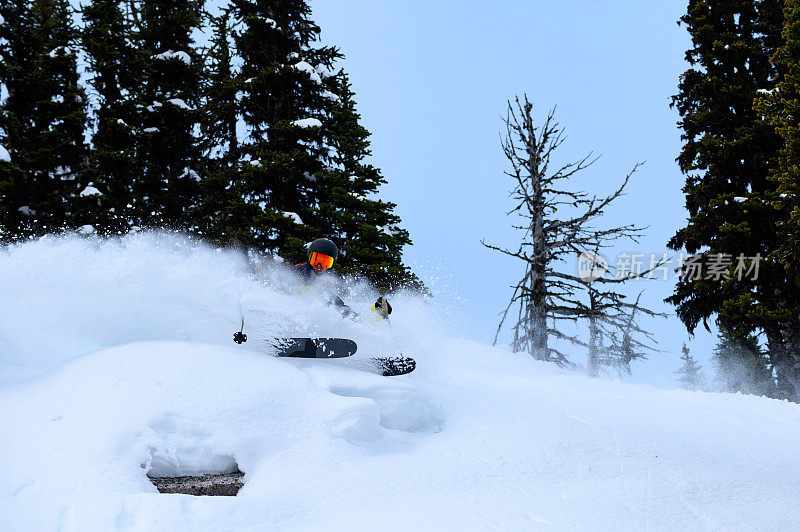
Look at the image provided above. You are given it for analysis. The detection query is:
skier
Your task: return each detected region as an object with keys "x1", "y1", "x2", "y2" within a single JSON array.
[
  {"x1": 235, "y1": 237, "x2": 412, "y2": 374},
  {"x1": 295, "y1": 238, "x2": 392, "y2": 320}
]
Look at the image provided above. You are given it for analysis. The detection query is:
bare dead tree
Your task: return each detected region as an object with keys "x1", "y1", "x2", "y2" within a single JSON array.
[
  {"x1": 592, "y1": 291, "x2": 665, "y2": 377},
  {"x1": 482, "y1": 95, "x2": 665, "y2": 368}
]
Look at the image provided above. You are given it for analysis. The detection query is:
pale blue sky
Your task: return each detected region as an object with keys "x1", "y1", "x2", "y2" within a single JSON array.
[{"x1": 309, "y1": 1, "x2": 718, "y2": 387}]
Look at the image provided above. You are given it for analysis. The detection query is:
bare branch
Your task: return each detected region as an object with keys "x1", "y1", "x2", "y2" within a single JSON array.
[{"x1": 486, "y1": 96, "x2": 661, "y2": 371}]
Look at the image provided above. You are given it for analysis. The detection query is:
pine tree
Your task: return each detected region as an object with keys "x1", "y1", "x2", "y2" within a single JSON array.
[
  {"x1": 315, "y1": 75, "x2": 419, "y2": 291},
  {"x1": 202, "y1": 9, "x2": 239, "y2": 167},
  {"x1": 81, "y1": 0, "x2": 144, "y2": 233},
  {"x1": 713, "y1": 327, "x2": 776, "y2": 396},
  {"x1": 227, "y1": 0, "x2": 342, "y2": 258},
  {"x1": 755, "y1": 0, "x2": 800, "y2": 399},
  {"x1": 0, "y1": 0, "x2": 89, "y2": 238},
  {"x1": 200, "y1": 6, "x2": 419, "y2": 291},
  {"x1": 668, "y1": 0, "x2": 798, "y2": 395},
  {"x1": 676, "y1": 343, "x2": 706, "y2": 391},
  {"x1": 128, "y1": 0, "x2": 205, "y2": 229},
  {"x1": 197, "y1": 8, "x2": 245, "y2": 244}
]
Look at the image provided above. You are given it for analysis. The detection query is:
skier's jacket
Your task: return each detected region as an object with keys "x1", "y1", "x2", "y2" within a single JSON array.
[
  {"x1": 292, "y1": 262, "x2": 390, "y2": 321},
  {"x1": 293, "y1": 261, "x2": 318, "y2": 283},
  {"x1": 293, "y1": 262, "x2": 352, "y2": 315}
]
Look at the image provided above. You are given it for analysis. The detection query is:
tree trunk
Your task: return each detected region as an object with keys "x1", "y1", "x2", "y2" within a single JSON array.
[
  {"x1": 780, "y1": 319, "x2": 800, "y2": 400},
  {"x1": 530, "y1": 140, "x2": 548, "y2": 360},
  {"x1": 769, "y1": 288, "x2": 800, "y2": 400},
  {"x1": 586, "y1": 289, "x2": 599, "y2": 376},
  {"x1": 587, "y1": 316, "x2": 598, "y2": 377}
]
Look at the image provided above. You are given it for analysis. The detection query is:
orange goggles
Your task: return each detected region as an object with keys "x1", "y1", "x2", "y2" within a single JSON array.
[{"x1": 309, "y1": 252, "x2": 335, "y2": 270}]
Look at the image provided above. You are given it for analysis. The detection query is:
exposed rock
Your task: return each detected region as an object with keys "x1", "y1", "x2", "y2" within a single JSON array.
[{"x1": 148, "y1": 471, "x2": 244, "y2": 496}]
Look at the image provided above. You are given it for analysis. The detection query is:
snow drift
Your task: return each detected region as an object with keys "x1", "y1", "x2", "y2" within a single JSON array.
[{"x1": 1, "y1": 233, "x2": 800, "y2": 530}]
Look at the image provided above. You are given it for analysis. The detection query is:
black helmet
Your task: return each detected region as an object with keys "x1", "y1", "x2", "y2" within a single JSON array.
[{"x1": 308, "y1": 238, "x2": 338, "y2": 261}]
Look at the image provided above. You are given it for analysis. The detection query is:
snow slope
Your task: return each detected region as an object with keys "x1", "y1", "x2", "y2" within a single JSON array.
[{"x1": 1, "y1": 234, "x2": 799, "y2": 531}]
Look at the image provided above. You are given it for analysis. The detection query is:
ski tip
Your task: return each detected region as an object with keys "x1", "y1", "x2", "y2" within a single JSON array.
[{"x1": 373, "y1": 356, "x2": 416, "y2": 376}]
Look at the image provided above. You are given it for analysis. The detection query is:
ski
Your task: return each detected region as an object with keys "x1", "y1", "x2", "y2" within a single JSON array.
[
  {"x1": 267, "y1": 337, "x2": 416, "y2": 376},
  {"x1": 369, "y1": 355, "x2": 416, "y2": 376},
  {"x1": 273, "y1": 337, "x2": 357, "y2": 358}
]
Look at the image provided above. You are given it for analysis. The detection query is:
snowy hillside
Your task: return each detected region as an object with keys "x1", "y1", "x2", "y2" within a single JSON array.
[{"x1": 2, "y1": 234, "x2": 800, "y2": 531}]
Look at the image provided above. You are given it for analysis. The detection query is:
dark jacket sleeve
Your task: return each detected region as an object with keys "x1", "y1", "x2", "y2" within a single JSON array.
[
  {"x1": 293, "y1": 264, "x2": 353, "y2": 315},
  {"x1": 294, "y1": 262, "x2": 314, "y2": 282}
]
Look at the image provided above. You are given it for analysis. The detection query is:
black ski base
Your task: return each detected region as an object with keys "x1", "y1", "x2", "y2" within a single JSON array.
[
  {"x1": 274, "y1": 337, "x2": 357, "y2": 358},
  {"x1": 267, "y1": 337, "x2": 415, "y2": 376},
  {"x1": 370, "y1": 356, "x2": 416, "y2": 376}
]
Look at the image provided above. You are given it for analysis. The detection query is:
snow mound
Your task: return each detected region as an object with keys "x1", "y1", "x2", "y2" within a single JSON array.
[{"x1": 1, "y1": 233, "x2": 800, "y2": 530}]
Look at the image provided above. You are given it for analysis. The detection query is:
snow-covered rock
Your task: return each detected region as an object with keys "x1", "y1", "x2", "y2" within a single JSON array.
[{"x1": 0, "y1": 145, "x2": 10, "y2": 162}]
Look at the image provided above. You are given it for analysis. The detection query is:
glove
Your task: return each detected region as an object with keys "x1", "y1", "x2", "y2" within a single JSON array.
[{"x1": 371, "y1": 296, "x2": 392, "y2": 319}]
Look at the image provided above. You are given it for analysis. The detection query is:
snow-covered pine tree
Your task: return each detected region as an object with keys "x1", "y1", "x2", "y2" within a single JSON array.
[
  {"x1": 127, "y1": 0, "x2": 205, "y2": 230},
  {"x1": 228, "y1": 0, "x2": 341, "y2": 258},
  {"x1": 676, "y1": 343, "x2": 705, "y2": 391},
  {"x1": 202, "y1": 9, "x2": 239, "y2": 167},
  {"x1": 755, "y1": 0, "x2": 800, "y2": 400},
  {"x1": 0, "y1": 0, "x2": 89, "y2": 238},
  {"x1": 196, "y1": 8, "x2": 241, "y2": 243},
  {"x1": 712, "y1": 326, "x2": 776, "y2": 397},
  {"x1": 81, "y1": 0, "x2": 144, "y2": 233},
  {"x1": 668, "y1": 0, "x2": 794, "y2": 396},
  {"x1": 315, "y1": 75, "x2": 420, "y2": 292}
]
